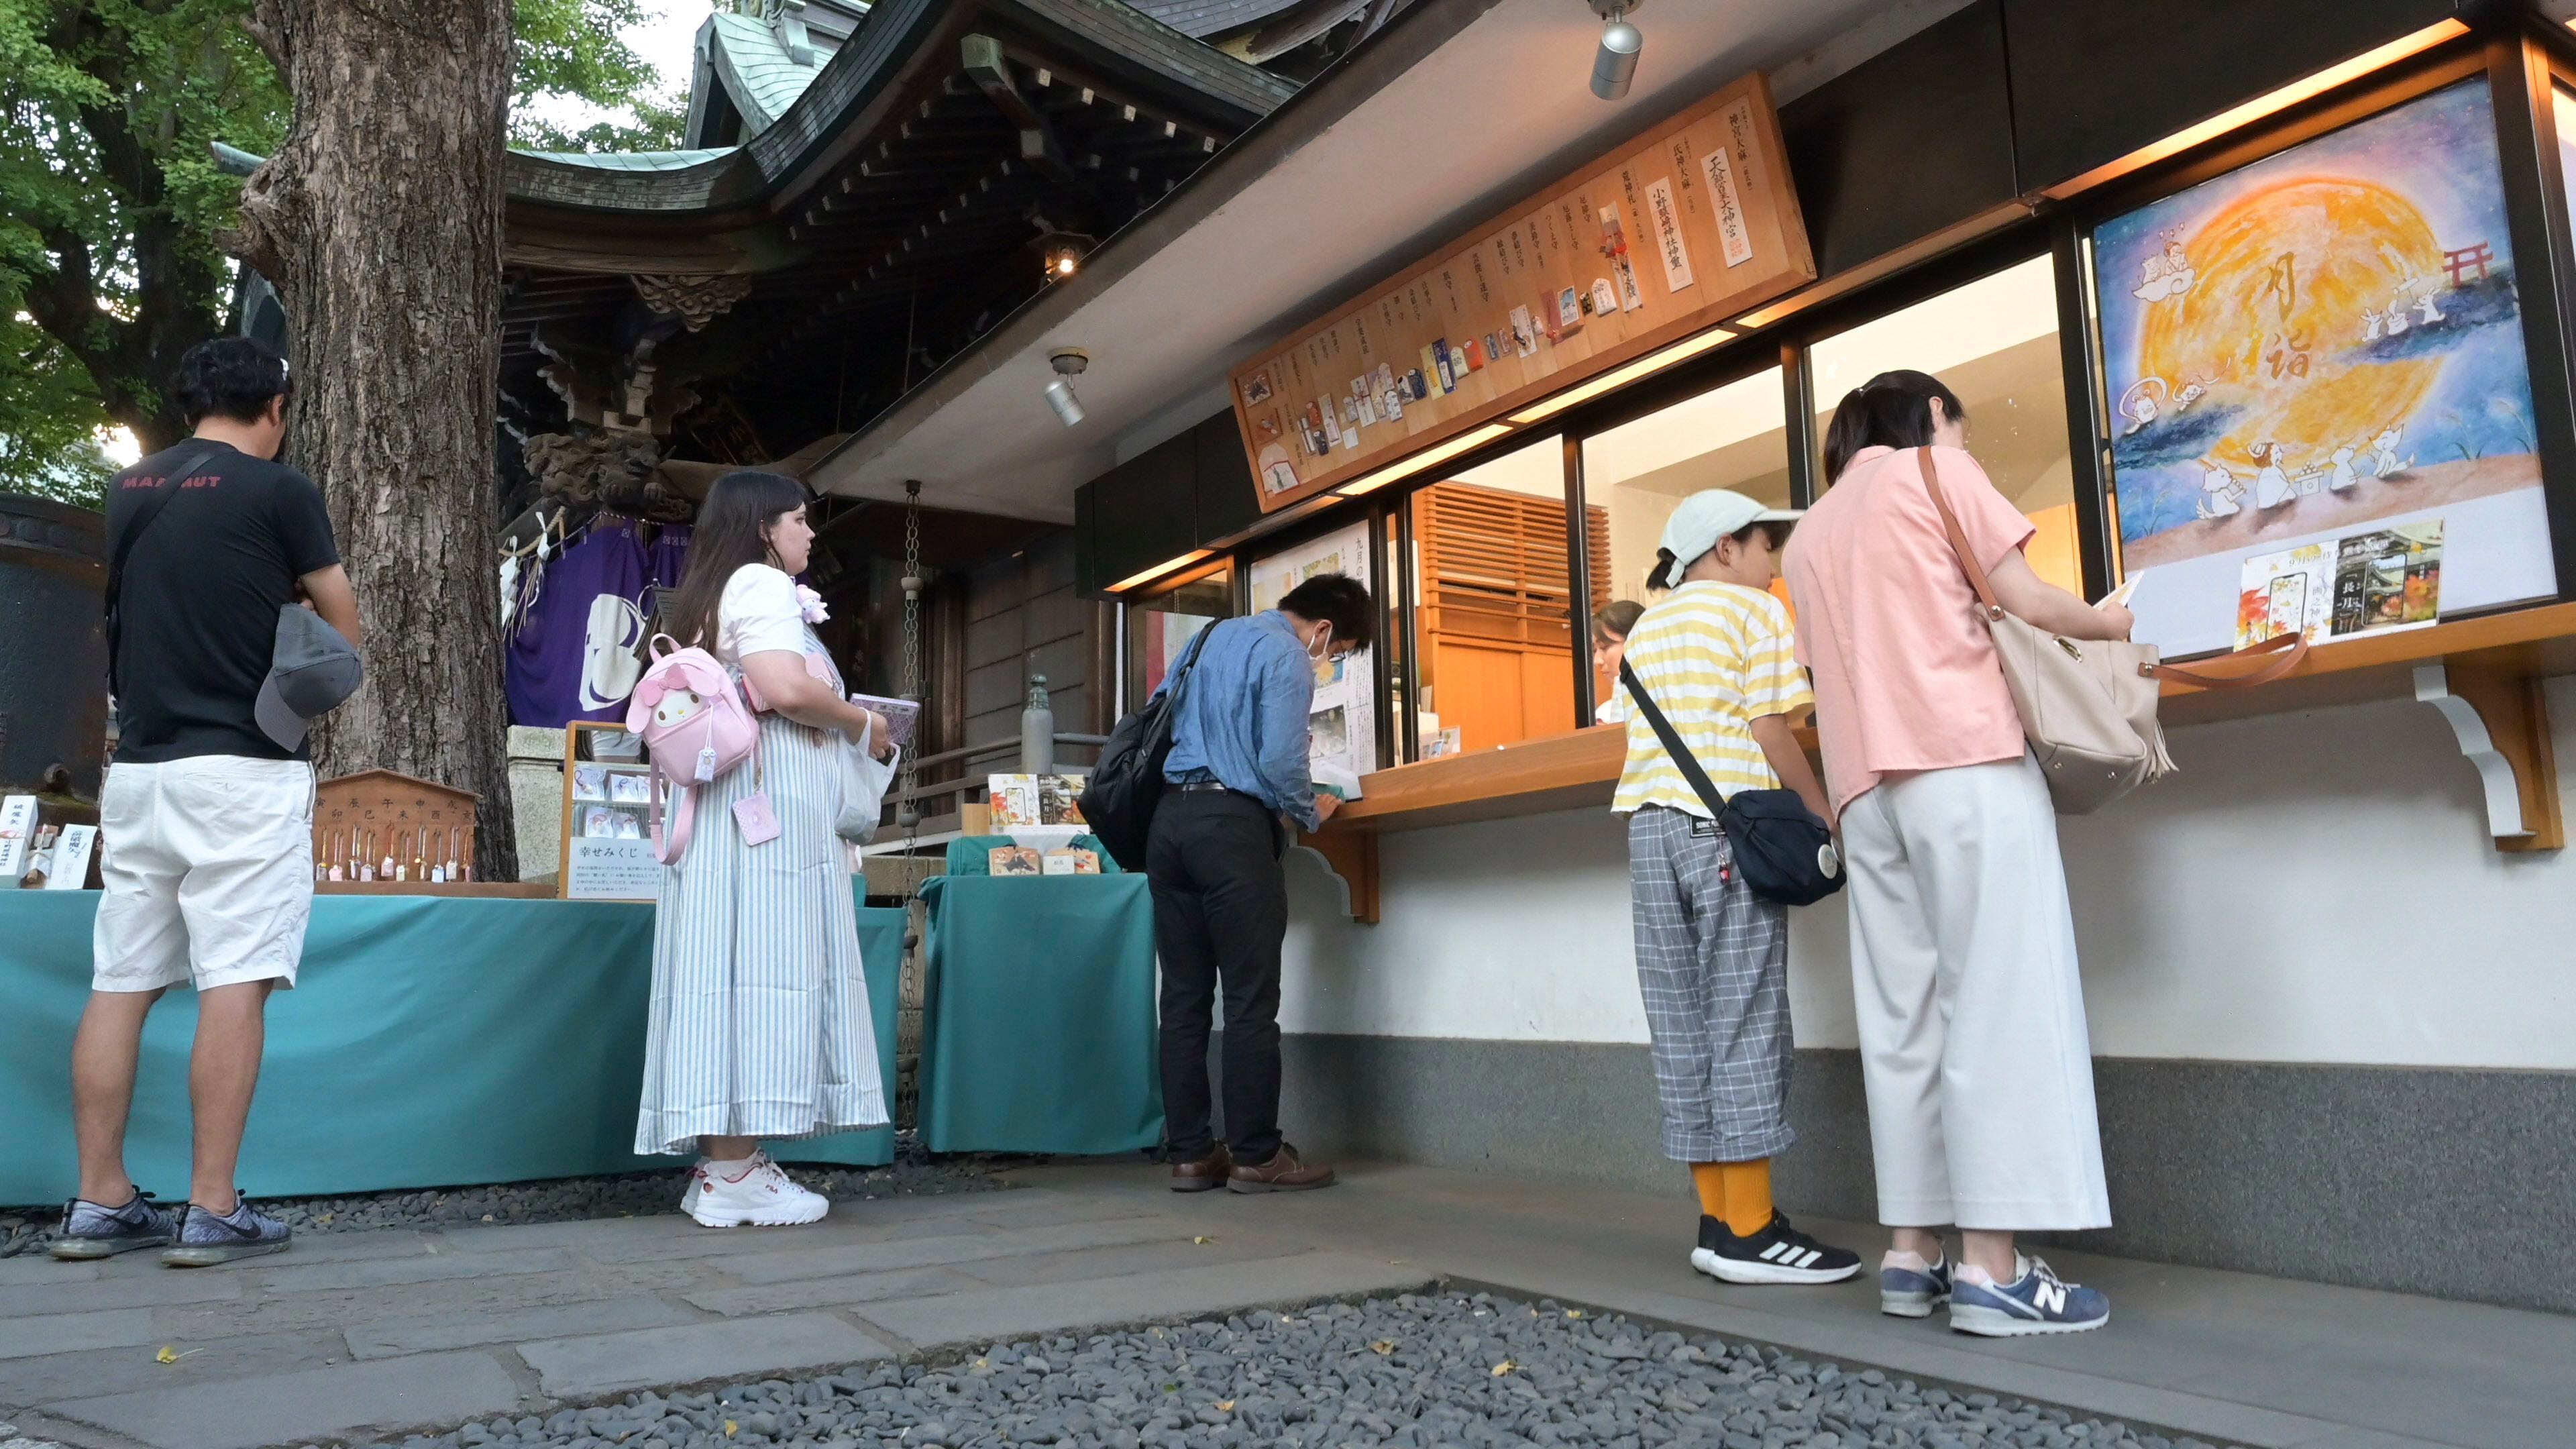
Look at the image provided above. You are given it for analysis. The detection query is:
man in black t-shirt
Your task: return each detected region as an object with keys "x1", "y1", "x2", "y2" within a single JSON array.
[{"x1": 54, "y1": 337, "x2": 362, "y2": 1268}]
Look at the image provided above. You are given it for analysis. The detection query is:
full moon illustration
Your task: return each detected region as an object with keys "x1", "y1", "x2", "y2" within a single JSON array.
[{"x1": 2138, "y1": 178, "x2": 2444, "y2": 473}]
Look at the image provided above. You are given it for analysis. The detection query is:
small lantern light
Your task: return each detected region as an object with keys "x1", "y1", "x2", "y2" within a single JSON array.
[{"x1": 1040, "y1": 233, "x2": 1093, "y2": 282}]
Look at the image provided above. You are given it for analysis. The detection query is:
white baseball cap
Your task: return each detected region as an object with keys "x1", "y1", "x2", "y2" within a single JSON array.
[{"x1": 1656, "y1": 490, "x2": 1803, "y2": 580}]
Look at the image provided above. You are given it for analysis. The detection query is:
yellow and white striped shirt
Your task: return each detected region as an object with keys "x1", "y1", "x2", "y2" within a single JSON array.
[{"x1": 1611, "y1": 582, "x2": 1812, "y2": 817}]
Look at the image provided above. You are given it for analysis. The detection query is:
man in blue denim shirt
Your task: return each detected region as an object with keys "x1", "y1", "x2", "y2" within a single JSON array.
[{"x1": 1152, "y1": 573, "x2": 1373, "y2": 1194}]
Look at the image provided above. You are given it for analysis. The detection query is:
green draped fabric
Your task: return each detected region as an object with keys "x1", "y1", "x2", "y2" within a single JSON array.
[
  {"x1": 0, "y1": 890, "x2": 904, "y2": 1204},
  {"x1": 916, "y1": 856, "x2": 1161, "y2": 1157}
]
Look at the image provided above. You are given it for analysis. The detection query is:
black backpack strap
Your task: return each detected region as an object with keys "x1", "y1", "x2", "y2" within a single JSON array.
[
  {"x1": 1161, "y1": 621, "x2": 1217, "y2": 704},
  {"x1": 1619, "y1": 658, "x2": 1731, "y2": 820},
  {"x1": 105, "y1": 442, "x2": 226, "y2": 676}
]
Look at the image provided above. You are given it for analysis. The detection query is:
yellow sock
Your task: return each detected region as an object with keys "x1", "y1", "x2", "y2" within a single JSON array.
[
  {"x1": 1688, "y1": 1162, "x2": 1728, "y2": 1221},
  {"x1": 1719, "y1": 1159, "x2": 1773, "y2": 1237}
]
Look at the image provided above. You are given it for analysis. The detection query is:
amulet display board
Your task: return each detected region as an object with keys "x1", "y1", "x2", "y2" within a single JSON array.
[{"x1": 1230, "y1": 72, "x2": 1813, "y2": 512}]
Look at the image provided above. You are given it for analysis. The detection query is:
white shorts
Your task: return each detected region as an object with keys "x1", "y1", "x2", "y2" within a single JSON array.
[{"x1": 93, "y1": 755, "x2": 315, "y2": 994}]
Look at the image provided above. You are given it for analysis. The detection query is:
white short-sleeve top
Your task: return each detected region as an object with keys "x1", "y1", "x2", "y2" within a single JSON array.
[{"x1": 715, "y1": 564, "x2": 810, "y2": 667}]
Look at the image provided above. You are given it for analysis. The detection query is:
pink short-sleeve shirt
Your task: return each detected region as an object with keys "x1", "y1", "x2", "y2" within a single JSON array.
[{"x1": 1782, "y1": 445, "x2": 2035, "y2": 813}]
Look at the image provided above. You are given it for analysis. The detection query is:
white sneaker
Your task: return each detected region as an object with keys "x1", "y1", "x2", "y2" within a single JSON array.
[{"x1": 686, "y1": 1152, "x2": 828, "y2": 1228}]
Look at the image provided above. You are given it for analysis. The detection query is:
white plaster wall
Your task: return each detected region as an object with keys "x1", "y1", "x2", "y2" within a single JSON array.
[{"x1": 1281, "y1": 678, "x2": 2576, "y2": 1070}]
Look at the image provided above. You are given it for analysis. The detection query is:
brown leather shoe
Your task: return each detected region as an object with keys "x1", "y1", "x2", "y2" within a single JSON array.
[
  {"x1": 1227, "y1": 1142, "x2": 1336, "y2": 1193},
  {"x1": 1169, "y1": 1145, "x2": 1232, "y2": 1192}
]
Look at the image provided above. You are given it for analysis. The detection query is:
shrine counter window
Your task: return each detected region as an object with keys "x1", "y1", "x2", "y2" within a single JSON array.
[
  {"x1": 1579, "y1": 365, "x2": 1793, "y2": 708},
  {"x1": 1807, "y1": 255, "x2": 2084, "y2": 595}
]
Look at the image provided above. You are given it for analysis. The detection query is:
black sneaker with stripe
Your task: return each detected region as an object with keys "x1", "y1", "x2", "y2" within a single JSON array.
[{"x1": 1690, "y1": 1212, "x2": 1863, "y2": 1286}]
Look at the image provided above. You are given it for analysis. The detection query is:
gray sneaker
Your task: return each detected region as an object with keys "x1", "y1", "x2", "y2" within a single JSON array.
[
  {"x1": 161, "y1": 1195, "x2": 292, "y2": 1267},
  {"x1": 49, "y1": 1191, "x2": 176, "y2": 1259}
]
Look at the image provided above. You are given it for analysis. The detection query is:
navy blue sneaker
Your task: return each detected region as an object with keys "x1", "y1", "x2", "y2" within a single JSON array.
[
  {"x1": 1949, "y1": 1256, "x2": 2108, "y2": 1337},
  {"x1": 1880, "y1": 1250, "x2": 1953, "y2": 1318},
  {"x1": 48, "y1": 1191, "x2": 176, "y2": 1260},
  {"x1": 160, "y1": 1195, "x2": 292, "y2": 1267}
]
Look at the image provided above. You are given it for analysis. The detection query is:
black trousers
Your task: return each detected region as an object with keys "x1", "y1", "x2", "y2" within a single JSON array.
[{"x1": 1146, "y1": 789, "x2": 1287, "y2": 1164}]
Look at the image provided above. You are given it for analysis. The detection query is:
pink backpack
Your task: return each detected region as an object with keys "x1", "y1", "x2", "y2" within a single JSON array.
[{"x1": 625, "y1": 635, "x2": 761, "y2": 863}]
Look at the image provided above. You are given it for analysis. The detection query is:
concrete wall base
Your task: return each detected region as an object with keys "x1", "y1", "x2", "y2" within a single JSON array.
[{"x1": 1267, "y1": 1034, "x2": 2576, "y2": 1315}]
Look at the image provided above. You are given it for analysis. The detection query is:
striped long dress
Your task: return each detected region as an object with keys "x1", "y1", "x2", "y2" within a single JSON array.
[{"x1": 633, "y1": 629, "x2": 889, "y2": 1156}]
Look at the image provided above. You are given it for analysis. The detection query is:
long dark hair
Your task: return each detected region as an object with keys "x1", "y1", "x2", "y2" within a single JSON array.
[
  {"x1": 1821, "y1": 369, "x2": 1966, "y2": 482},
  {"x1": 659, "y1": 470, "x2": 811, "y2": 647}
]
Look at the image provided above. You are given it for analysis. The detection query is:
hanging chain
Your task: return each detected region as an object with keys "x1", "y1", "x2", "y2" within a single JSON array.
[{"x1": 897, "y1": 479, "x2": 925, "y2": 881}]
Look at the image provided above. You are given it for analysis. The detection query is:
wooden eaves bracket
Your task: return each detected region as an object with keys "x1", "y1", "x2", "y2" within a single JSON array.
[
  {"x1": 2412, "y1": 663, "x2": 2563, "y2": 851},
  {"x1": 1291, "y1": 829, "x2": 1380, "y2": 925}
]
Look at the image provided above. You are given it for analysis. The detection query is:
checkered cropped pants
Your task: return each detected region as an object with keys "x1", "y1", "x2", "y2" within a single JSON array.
[{"x1": 1627, "y1": 804, "x2": 1796, "y2": 1164}]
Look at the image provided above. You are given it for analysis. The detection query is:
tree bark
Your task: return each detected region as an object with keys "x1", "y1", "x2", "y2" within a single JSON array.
[{"x1": 230, "y1": 0, "x2": 519, "y2": 879}]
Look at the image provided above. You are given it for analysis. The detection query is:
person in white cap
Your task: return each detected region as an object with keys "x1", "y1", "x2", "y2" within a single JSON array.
[{"x1": 1609, "y1": 489, "x2": 1857, "y2": 1289}]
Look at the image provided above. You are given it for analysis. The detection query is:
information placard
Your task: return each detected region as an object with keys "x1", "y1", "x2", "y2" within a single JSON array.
[
  {"x1": 564, "y1": 834, "x2": 661, "y2": 901},
  {"x1": 1230, "y1": 73, "x2": 1812, "y2": 512}
]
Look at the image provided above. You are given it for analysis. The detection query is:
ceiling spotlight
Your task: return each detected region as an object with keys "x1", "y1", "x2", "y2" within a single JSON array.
[
  {"x1": 1589, "y1": 1, "x2": 1642, "y2": 101},
  {"x1": 1039, "y1": 231, "x2": 1093, "y2": 282},
  {"x1": 1045, "y1": 347, "x2": 1089, "y2": 427}
]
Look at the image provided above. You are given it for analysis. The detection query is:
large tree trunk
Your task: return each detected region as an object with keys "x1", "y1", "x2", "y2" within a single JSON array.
[{"x1": 230, "y1": 0, "x2": 519, "y2": 879}]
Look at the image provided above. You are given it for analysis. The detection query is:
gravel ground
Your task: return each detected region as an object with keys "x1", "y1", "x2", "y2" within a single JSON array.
[
  {"x1": 332, "y1": 1290, "x2": 2237, "y2": 1449},
  {"x1": 0, "y1": 1138, "x2": 1004, "y2": 1258}
]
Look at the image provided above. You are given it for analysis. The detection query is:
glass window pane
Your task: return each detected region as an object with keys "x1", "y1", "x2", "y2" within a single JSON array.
[
  {"x1": 1580, "y1": 367, "x2": 1790, "y2": 705},
  {"x1": 1407, "y1": 435, "x2": 1591, "y2": 759},
  {"x1": 1809, "y1": 256, "x2": 2082, "y2": 593},
  {"x1": 1126, "y1": 564, "x2": 1232, "y2": 706}
]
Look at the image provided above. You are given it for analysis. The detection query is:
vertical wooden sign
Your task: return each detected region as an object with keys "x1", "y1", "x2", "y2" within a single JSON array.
[{"x1": 1230, "y1": 72, "x2": 1813, "y2": 513}]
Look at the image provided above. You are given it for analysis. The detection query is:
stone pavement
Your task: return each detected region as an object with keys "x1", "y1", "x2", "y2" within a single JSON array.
[{"x1": 0, "y1": 1161, "x2": 2567, "y2": 1449}]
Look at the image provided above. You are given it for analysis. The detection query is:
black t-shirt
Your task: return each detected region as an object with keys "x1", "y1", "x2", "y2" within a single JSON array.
[{"x1": 106, "y1": 440, "x2": 339, "y2": 762}]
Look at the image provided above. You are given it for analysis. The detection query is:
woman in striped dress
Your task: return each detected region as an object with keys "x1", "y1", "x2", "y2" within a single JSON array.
[{"x1": 636, "y1": 470, "x2": 895, "y2": 1227}]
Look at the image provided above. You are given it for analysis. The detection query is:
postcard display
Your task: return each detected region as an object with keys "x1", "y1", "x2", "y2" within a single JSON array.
[
  {"x1": 1228, "y1": 74, "x2": 1813, "y2": 513},
  {"x1": 1248, "y1": 521, "x2": 1376, "y2": 795},
  {"x1": 2094, "y1": 80, "x2": 2558, "y2": 657}
]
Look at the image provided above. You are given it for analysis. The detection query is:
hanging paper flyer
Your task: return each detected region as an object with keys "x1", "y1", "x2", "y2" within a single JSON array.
[
  {"x1": 2236, "y1": 542, "x2": 2334, "y2": 649},
  {"x1": 2330, "y1": 520, "x2": 2443, "y2": 637}
]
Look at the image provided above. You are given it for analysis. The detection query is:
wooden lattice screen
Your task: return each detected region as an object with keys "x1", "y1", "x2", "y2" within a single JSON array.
[{"x1": 1411, "y1": 480, "x2": 1612, "y2": 753}]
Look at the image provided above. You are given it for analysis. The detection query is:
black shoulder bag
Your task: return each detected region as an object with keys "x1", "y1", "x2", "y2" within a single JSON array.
[
  {"x1": 1619, "y1": 658, "x2": 1845, "y2": 906},
  {"x1": 1078, "y1": 625, "x2": 1217, "y2": 871},
  {"x1": 103, "y1": 442, "x2": 227, "y2": 685}
]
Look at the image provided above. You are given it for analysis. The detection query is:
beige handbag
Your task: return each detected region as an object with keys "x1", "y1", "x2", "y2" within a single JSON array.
[{"x1": 1917, "y1": 447, "x2": 2306, "y2": 814}]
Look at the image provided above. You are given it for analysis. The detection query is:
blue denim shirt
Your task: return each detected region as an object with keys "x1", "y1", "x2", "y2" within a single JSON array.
[{"x1": 1157, "y1": 611, "x2": 1320, "y2": 831}]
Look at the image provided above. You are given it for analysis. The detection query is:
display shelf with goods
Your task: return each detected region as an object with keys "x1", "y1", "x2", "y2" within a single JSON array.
[
  {"x1": 559, "y1": 722, "x2": 663, "y2": 901},
  {"x1": 312, "y1": 769, "x2": 496, "y2": 894}
]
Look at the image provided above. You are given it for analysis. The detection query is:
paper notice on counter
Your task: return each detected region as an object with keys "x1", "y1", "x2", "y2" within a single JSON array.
[{"x1": 0, "y1": 796, "x2": 36, "y2": 884}]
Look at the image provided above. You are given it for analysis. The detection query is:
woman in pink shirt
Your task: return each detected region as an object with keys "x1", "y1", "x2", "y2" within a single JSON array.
[{"x1": 1782, "y1": 370, "x2": 2134, "y2": 1338}]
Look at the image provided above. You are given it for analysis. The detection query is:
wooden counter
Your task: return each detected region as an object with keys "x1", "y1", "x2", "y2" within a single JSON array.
[{"x1": 1297, "y1": 604, "x2": 2576, "y2": 920}]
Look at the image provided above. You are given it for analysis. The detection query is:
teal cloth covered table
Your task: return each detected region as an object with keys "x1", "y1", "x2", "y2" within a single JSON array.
[
  {"x1": 0, "y1": 890, "x2": 904, "y2": 1205},
  {"x1": 917, "y1": 837, "x2": 1161, "y2": 1155}
]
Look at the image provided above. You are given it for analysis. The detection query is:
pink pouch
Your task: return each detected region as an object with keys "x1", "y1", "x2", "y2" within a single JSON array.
[{"x1": 733, "y1": 791, "x2": 781, "y2": 846}]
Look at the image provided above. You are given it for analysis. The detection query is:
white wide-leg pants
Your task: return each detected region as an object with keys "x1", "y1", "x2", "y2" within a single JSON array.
[{"x1": 1839, "y1": 753, "x2": 2111, "y2": 1231}]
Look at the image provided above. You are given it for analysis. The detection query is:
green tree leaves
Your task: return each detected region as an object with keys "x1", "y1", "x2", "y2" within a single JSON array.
[{"x1": 0, "y1": 0, "x2": 688, "y2": 499}]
